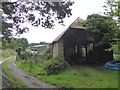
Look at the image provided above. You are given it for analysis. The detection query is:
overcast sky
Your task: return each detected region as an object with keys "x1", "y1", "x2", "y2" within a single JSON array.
[{"x1": 14, "y1": 0, "x2": 107, "y2": 43}]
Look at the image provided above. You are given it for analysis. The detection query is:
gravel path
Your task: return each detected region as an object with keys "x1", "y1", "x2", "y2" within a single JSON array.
[{"x1": 7, "y1": 59, "x2": 57, "y2": 88}]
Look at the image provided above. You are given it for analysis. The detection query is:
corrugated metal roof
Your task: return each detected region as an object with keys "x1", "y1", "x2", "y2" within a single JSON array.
[
  {"x1": 32, "y1": 45, "x2": 46, "y2": 48},
  {"x1": 51, "y1": 17, "x2": 85, "y2": 44}
]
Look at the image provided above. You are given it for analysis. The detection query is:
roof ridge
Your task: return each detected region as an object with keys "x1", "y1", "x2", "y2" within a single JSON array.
[{"x1": 51, "y1": 17, "x2": 85, "y2": 44}]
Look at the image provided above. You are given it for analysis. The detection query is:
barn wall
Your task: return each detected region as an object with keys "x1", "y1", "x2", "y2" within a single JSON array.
[
  {"x1": 53, "y1": 40, "x2": 63, "y2": 58},
  {"x1": 62, "y1": 28, "x2": 86, "y2": 59},
  {"x1": 52, "y1": 27, "x2": 113, "y2": 64},
  {"x1": 53, "y1": 42, "x2": 59, "y2": 58}
]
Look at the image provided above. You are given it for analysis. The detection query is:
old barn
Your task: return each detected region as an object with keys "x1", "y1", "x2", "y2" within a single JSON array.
[{"x1": 51, "y1": 17, "x2": 113, "y2": 65}]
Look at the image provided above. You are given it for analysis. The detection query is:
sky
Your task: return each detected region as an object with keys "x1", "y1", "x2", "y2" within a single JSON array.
[{"x1": 13, "y1": 0, "x2": 107, "y2": 43}]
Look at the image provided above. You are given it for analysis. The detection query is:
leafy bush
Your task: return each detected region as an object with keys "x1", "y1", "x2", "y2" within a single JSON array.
[
  {"x1": 1, "y1": 49, "x2": 14, "y2": 59},
  {"x1": 17, "y1": 50, "x2": 33, "y2": 60},
  {"x1": 42, "y1": 57, "x2": 65, "y2": 75},
  {"x1": 41, "y1": 46, "x2": 53, "y2": 60},
  {"x1": 114, "y1": 53, "x2": 120, "y2": 60}
]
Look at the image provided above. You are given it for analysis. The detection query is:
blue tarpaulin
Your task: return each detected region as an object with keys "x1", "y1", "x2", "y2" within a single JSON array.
[{"x1": 105, "y1": 60, "x2": 120, "y2": 70}]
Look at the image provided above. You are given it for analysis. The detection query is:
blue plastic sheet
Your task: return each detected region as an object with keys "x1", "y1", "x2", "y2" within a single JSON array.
[{"x1": 105, "y1": 60, "x2": 120, "y2": 70}]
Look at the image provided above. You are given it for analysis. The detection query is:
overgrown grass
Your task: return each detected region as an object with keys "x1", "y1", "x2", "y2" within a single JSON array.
[
  {"x1": 15, "y1": 60, "x2": 47, "y2": 75},
  {"x1": 40, "y1": 66, "x2": 118, "y2": 88},
  {"x1": 15, "y1": 60, "x2": 119, "y2": 88},
  {"x1": 0, "y1": 49, "x2": 15, "y2": 61},
  {"x1": 2, "y1": 56, "x2": 27, "y2": 88}
]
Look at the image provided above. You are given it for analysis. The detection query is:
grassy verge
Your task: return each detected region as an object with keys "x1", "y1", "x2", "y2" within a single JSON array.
[
  {"x1": 2, "y1": 56, "x2": 27, "y2": 88},
  {"x1": 15, "y1": 60, "x2": 119, "y2": 88},
  {"x1": 0, "y1": 49, "x2": 15, "y2": 61},
  {"x1": 15, "y1": 60, "x2": 47, "y2": 75}
]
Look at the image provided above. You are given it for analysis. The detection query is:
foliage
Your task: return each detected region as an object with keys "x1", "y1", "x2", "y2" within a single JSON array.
[
  {"x1": 114, "y1": 53, "x2": 120, "y2": 60},
  {"x1": 15, "y1": 57, "x2": 66, "y2": 75},
  {"x1": 15, "y1": 59, "x2": 47, "y2": 75},
  {"x1": 84, "y1": 14, "x2": 115, "y2": 33},
  {"x1": 42, "y1": 57, "x2": 65, "y2": 75},
  {"x1": 41, "y1": 46, "x2": 53, "y2": 60},
  {"x1": 83, "y1": 14, "x2": 119, "y2": 45},
  {"x1": 2, "y1": 1, "x2": 74, "y2": 40},
  {"x1": 1, "y1": 39, "x2": 10, "y2": 49},
  {"x1": 9, "y1": 38, "x2": 28, "y2": 50},
  {"x1": 2, "y1": 38, "x2": 29, "y2": 60},
  {"x1": 104, "y1": 0, "x2": 120, "y2": 51},
  {"x1": 0, "y1": 49, "x2": 14, "y2": 59},
  {"x1": 104, "y1": 0, "x2": 120, "y2": 18},
  {"x1": 2, "y1": 21, "x2": 13, "y2": 41},
  {"x1": 2, "y1": 37, "x2": 29, "y2": 50}
]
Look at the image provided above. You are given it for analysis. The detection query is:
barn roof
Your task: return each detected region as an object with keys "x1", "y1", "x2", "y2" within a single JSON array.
[
  {"x1": 70, "y1": 17, "x2": 85, "y2": 29},
  {"x1": 51, "y1": 17, "x2": 85, "y2": 44}
]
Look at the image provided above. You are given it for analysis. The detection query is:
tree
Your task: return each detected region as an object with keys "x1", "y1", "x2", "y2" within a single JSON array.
[
  {"x1": 83, "y1": 14, "x2": 119, "y2": 45},
  {"x1": 104, "y1": 0, "x2": 120, "y2": 51},
  {"x1": 2, "y1": 1, "x2": 74, "y2": 41},
  {"x1": 9, "y1": 38, "x2": 28, "y2": 50}
]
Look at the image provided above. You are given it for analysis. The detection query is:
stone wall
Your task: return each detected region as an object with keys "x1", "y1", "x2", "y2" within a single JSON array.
[{"x1": 53, "y1": 40, "x2": 64, "y2": 58}]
